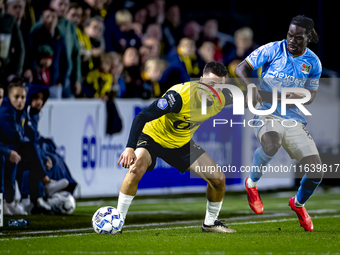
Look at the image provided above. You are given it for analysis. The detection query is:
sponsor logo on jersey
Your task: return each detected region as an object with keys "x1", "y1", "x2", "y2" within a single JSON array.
[
  {"x1": 167, "y1": 93, "x2": 176, "y2": 107},
  {"x1": 302, "y1": 63, "x2": 311, "y2": 74},
  {"x1": 157, "y1": 98, "x2": 168, "y2": 110}
]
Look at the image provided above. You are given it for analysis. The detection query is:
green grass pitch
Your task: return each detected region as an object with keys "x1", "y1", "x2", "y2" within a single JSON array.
[{"x1": 1, "y1": 189, "x2": 340, "y2": 255}]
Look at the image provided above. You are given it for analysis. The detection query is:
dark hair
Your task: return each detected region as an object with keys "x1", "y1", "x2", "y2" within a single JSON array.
[
  {"x1": 7, "y1": 80, "x2": 27, "y2": 95},
  {"x1": 203, "y1": 61, "x2": 228, "y2": 77},
  {"x1": 68, "y1": 2, "x2": 82, "y2": 12},
  {"x1": 290, "y1": 15, "x2": 319, "y2": 44},
  {"x1": 84, "y1": 15, "x2": 104, "y2": 27}
]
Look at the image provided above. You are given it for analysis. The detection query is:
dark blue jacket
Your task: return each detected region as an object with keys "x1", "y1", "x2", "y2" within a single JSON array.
[
  {"x1": 22, "y1": 84, "x2": 77, "y2": 194},
  {"x1": 0, "y1": 97, "x2": 29, "y2": 158},
  {"x1": 24, "y1": 84, "x2": 49, "y2": 144}
]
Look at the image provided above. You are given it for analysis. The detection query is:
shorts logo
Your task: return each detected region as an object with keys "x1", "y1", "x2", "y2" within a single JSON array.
[
  {"x1": 302, "y1": 63, "x2": 311, "y2": 74},
  {"x1": 157, "y1": 98, "x2": 168, "y2": 110},
  {"x1": 137, "y1": 141, "x2": 147, "y2": 146}
]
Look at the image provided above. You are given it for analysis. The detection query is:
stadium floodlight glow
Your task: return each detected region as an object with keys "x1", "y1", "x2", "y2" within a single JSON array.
[{"x1": 200, "y1": 84, "x2": 312, "y2": 116}]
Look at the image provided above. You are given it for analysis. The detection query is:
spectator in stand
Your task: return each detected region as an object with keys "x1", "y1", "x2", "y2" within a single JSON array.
[
  {"x1": 30, "y1": 9, "x2": 68, "y2": 98},
  {"x1": 0, "y1": 7, "x2": 25, "y2": 87},
  {"x1": 80, "y1": 1, "x2": 92, "y2": 27},
  {"x1": 0, "y1": 80, "x2": 68, "y2": 215},
  {"x1": 223, "y1": 27, "x2": 259, "y2": 89},
  {"x1": 83, "y1": 53, "x2": 113, "y2": 99},
  {"x1": 114, "y1": 9, "x2": 142, "y2": 54},
  {"x1": 141, "y1": 58, "x2": 167, "y2": 98},
  {"x1": 145, "y1": 1, "x2": 157, "y2": 25},
  {"x1": 133, "y1": 6, "x2": 147, "y2": 33},
  {"x1": 84, "y1": 15, "x2": 105, "y2": 70},
  {"x1": 66, "y1": 2, "x2": 94, "y2": 79},
  {"x1": 119, "y1": 47, "x2": 144, "y2": 98},
  {"x1": 84, "y1": 0, "x2": 107, "y2": 19},
  {"x1": 65, "y1": 1, "x2": 82, "y2": 25},
  {"x1": 18, "y1": 84, "x2": 77, "y2": 212},
  {"x1": 162, "y1": 4, "x2": 181, "y2": 55},
  {"x1": 123, "y1": 47, "x2": 140, "y2": 68},
  {"x1": 5, "y1": 0, "x2": 33, "y2": 83},
  {"x1": 107, "y1": 52, "x2": 124, "y2": 97},
  {"x1": 198, "y1": 19, "x2": 223, "y2": 63},
  {"x1": 32, "y1": 0, "x2": 82, "y2": 98},
  {"x1": 197, "y1": 41, "x2": 215, "y2": 70},
  {"x1": 144, "y1": 23, "x2": 163, "y2": 56},
  {"x1": 32, "y1": 45, "x2": 54, "y2": 87},
  {"x1": 154, "y1": 0, "x2": 165, "y2": 24},
  {"x1": 160, "y1": 37, "x2": 200, "y2": 91},
  {"x1": 139, "y1": 36, "x2": 161, "y2": 67},
  {"x1": 182, "y1": 20, "x2": 201, "y2": 47},
  {"x1": 102, "y1": 0, "x2": 121, "y2": 53}
]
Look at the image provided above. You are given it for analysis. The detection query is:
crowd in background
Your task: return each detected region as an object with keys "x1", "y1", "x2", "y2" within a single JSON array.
[
  {"x1": 0, "y1": 0, "x2": 261, "y2": 101},
  {"x1": 0, "y1": 0, "x2": 261, "y2": 215}
]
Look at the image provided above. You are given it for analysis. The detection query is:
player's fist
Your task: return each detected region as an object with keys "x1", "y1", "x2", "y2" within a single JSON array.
[
  {"x1": 118, "y1": 148, "x2": 136, "y2": 169},
  {"x1": 9, "y1": 150, "x2": 21, "y2": 164},
  {"x1": 245, "y1": 84, "x2": 263, "y2": 108}
]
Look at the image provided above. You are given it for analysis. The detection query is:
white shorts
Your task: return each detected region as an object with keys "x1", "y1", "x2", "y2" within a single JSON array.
[{"x1": 253, "y1": 115, "x2": 319, "y2": 162}]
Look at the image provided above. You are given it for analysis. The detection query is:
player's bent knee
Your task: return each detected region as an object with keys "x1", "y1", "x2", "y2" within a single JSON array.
[
  {"x1": 208, "y1": 176, "x2": 225, "y2": 190},
  {"x1": 127, "y1": 160, "x2": 149, "y2": 182},
  {"x1": 262, "y1": 143, "x2": 280, "y2": 157}
]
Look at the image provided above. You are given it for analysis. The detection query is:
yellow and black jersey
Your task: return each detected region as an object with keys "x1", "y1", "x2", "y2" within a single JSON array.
[{"x1": 126, "y1": 82, "x2": 233, "y2": 149}]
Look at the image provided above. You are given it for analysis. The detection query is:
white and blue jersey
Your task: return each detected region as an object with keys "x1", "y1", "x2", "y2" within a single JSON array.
[{"x1": 246, "y1": 39, "x2": 322, "y2": 125}]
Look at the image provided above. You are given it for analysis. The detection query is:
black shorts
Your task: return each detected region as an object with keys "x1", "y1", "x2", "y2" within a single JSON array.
[{"x1": 136, "y1": 133, "x2": 206, "y2": 173}]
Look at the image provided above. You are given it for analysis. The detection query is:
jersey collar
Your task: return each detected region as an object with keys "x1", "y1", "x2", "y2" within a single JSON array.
[
  {"x1": 284, "y1": 39, "x2": 307, "y2": 58},
  {"x1": 292, "y1": 47, "x2": 307, "y2": 58}
]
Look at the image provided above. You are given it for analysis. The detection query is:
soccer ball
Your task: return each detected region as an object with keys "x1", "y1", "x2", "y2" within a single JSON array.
[
  {"x1": 47, "y1": 191, "x2": 76, "y2": 214},
  {"x1": 92, "y1": 206, "x2": 124, "y2": 235}
]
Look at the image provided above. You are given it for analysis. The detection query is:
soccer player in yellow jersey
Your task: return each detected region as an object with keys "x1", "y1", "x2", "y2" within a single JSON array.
[{"x1": 117, "y1": 62, "x2": 236, "y2": 233}]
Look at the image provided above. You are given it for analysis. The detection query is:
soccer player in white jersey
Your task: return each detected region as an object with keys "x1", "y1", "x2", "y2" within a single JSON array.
[{"x1": 235, "y1": 15, "x2": 322, "y2": 231}]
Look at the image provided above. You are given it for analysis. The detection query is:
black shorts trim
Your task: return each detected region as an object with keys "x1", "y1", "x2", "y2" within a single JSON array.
[{"x1": 136, "y1": 133, "x2": 206, "y2": 173}]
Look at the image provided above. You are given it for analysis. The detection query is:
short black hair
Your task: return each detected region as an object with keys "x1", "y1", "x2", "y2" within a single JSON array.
[
  {"x1": 290, "y1": 15, "x2": 319, "y2": 44},
  {"x1": 203, "y1": 61, "x2": 228, "y2": 77}
]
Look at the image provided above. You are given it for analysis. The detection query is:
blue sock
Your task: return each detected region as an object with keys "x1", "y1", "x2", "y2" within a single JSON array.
[
  {"x1": 250, "y1": 147, "x2": 274, "y2": 182},
  {"x1": 296, "y1": 174, "x2": 322, "y2": 204}
]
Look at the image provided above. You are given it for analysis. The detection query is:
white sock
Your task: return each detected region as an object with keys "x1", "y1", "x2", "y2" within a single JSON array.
[
  {"x1": 117, "y1": 192, "x2": 135, "y2": 220},
  {"x1": 247, "y1": 177, "x2": 258, "y2": 188},
  {"x1": 294, "y1": 196, "x2": 304, "y2": 208},
  {"x1": 204, "y1": 200, "x2": 222, "y2": 226}
]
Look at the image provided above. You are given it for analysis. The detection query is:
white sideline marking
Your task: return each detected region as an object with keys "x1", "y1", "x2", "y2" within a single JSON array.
[
  {"x1": 76, "y1": 197, "x2": 204, "y2": 207},
  {"x1": 0, "y1": 215, "x2": 339, "y2": 241}
]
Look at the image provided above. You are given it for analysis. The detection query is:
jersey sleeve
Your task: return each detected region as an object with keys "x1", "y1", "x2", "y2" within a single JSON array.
[
  {"x1": 222, "y1": 88, "x2": 233, "y2": 106},
  {"x1": 245, "y1": 42, "x2": 278, "y2": 71},
  {"x1": 126, "y1": 90, "x2": 183, "y2": 149},
  {"x1": 304, "y1": 58, "x2": 322, "y2": 91}
]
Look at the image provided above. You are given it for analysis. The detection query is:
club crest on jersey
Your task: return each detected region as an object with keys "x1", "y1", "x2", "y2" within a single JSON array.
[
  {"x1": 157, "y1": 98, "x2": 168, "y2": 110},
  {"x1": 302, "y1": 63, "x2": 311, "y2": 74}
]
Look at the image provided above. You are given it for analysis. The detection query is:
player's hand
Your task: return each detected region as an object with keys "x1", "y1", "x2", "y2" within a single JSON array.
[
  {"x1": 9, "y1": 150, "x2": 21, "y2": 164},
  {"x1": 285, "y1": 92, "x2": 306, "y2": 107},
  {"x1": 245, "y1": 86, "x2": 263, "y2": 108},
  {"x1": 45, "y1": 156, "x2": 53, "y2": 170},
  {"x1": 118, "y1": 148, "x2": 136, "y2": 169},
  {"x1": 286, "y1": 92, "x2": 306, "y2": 99}
]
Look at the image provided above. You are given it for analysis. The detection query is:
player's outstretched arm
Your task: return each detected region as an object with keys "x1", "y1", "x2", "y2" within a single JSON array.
[
  {"x1": 118, "y1": 147, "x2": 136, "y2": 169},
  {"x1": 117, "y1": 90, "x2": 183, "y2": 169},
  {"x1": 235, "y1": 60, "x2": 263, "y2": 108}
]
